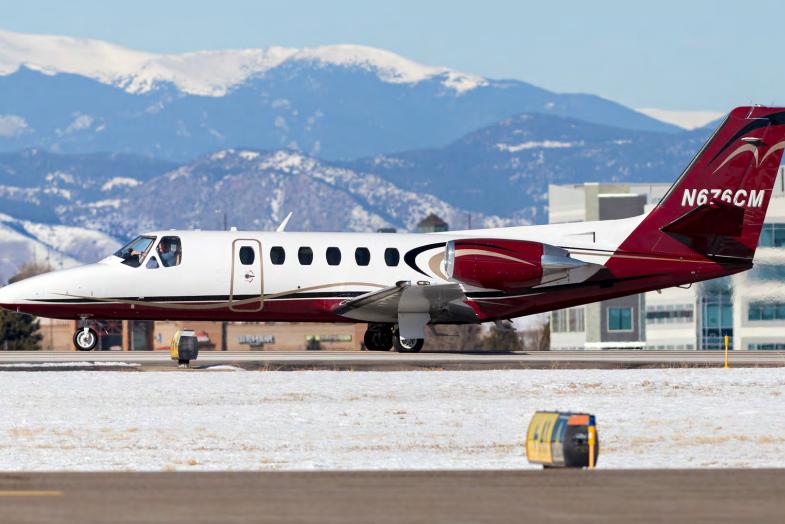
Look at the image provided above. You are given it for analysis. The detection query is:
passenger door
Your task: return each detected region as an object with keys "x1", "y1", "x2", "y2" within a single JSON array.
[{"x1": 230, "y1": 239, "x2": 263, "y2": 312}]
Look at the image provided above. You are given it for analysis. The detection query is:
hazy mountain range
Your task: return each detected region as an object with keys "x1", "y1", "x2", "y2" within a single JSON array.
[{"x1": 0, "y1": 28, "x2": 714, "y2": 273}]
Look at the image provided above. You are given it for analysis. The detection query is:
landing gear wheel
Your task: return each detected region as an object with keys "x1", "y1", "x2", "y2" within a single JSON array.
[
  {"x1": 73, "y1": 327, "x2": 98, "y2": 351},
  {"x1": 393, "y1": 328, "x2": 424, "y2": 353},
  {"x1": 364, "y1": 325, "x2": 393, "y2": 351}
]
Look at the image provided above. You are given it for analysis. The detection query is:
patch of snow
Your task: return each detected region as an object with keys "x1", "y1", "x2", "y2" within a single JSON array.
[
  {"x1": 496, "y1": 141, "x2": 577, "y2": 153},
  {"x1": 0, "y1": 362, "x2": 140, "y2": 368},
  {"x1": 257, "y1": 151, "x2": 316, "y2": 174},
  {"x1": 0, "y1": 114, "x2": 29, "y2": 137},
  {"x1": 0, "y1": 368, "x2": 783, "y2": 471},
  {"x1": 44, "y1": 171, "x2": 76, "y2": 184},
  {"x1": 87, "y1": 199, "x2": 122, "y2": 209},
  {"x1": 636, "y1": 108, "x2": 725, "y2": 130},
  {"x1": 42, "y1": 187, "x2": 72, "y2": 200},
  {"x1": 203, "y1": 365, "x2": 246, "y2": 372},
  {"x1": 62, "y1": 113, "x2": 93, "y2": 134},
  {"x1": 0, "y1": 29, "x2": 487, "y2": 96},
  {"x1": 101, "y1": 177, "x2": 140, "y2": 191}
]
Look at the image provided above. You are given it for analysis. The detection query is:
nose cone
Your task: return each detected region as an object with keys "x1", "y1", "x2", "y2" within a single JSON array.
[
  {"x1": 0, "y1": 264, "x2": 102, "y2": 312},
  {"x1": 0, "y1": 275, "x2": 44, "y2": 310}
]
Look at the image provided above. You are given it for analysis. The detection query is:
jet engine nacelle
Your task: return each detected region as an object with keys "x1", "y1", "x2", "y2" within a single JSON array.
[{"x1": 444, "y1": 238, "x2": 595, "y2": 291}]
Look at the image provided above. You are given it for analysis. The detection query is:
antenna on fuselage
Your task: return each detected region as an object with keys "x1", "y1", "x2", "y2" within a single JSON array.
[{"x1": 275, "y1": 212, "x2": 293, "y2": 232}]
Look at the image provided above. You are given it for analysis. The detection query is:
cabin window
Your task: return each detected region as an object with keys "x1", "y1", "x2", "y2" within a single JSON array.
[
  {"x1": 239, "y1": 246, "x2": 255, "y2": 265},
  {"x1": 156, "y1": 236, "x2": 182, "y2": 267},
  {"x1": 270, "y1": 246, "x2": 285, "y2": 265},
  {"x1": 355, "y1": 247, "x2": 370, "y2": 266},
  {"x1": 384, "y1": 247, "x2": 400, "y2": 267},
  {"x1": 298, "y1": 247, "x2": 314, "y2": 265},
  {"x1": 326, "y1": 247, "x2": 342, "y2": 266},
  {"x1": 146, "y1": 257, "x2": 159, "y2": 269},
  {"x1": 114, "y1": 236, "x2": 156, "y2": 268}
]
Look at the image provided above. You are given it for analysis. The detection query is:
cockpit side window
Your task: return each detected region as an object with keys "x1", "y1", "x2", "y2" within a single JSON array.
[
  {"x1": 114, "y1": 236, "x2": 156, "y2": 268},
  {"x1": 156, "y1": 236, "x2": 182, "y2": 267},
  {"x1": 146, "y1": 256, "x2": 160, "y2": 269}
]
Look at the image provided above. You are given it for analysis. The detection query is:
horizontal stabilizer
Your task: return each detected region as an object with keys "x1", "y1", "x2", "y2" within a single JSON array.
[{"x1": 661, "y1": 201, "x2": 745, "y2": 237}]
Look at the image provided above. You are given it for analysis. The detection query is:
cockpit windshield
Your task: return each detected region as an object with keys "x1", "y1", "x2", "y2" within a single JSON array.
[{"x1": 114, "y1": 236, "x2": 156, "y2": 268}]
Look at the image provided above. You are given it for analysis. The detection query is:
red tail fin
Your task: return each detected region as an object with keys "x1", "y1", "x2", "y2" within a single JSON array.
[{"x1": 620, "y1": 106, "x2": 785, "y2": 260}]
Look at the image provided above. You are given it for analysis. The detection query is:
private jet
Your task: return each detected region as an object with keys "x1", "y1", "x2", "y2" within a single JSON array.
[{"x1": 2, "y1": 106, "x2": 784, "y2": 352}]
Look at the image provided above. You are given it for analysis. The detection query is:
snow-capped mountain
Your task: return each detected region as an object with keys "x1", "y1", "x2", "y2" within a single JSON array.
[
  {"x1": 348, "y1": 113, "x2": 713, "y2": 221},
  {"x1": 0, "y1": 148, "x2": 176, "y2": 223},
  {"x1": 0, "y1": 28, "x2": 680, "y2": 161},
  {"x1": 57, "y1": 149, "x2": 513, "y2": 240},
  {"x1": 0, "y1": 213, "x2": 120, "y2": 282},
  {"x1": 0, "y1": 29, "x2": 485, "y2": 96}
]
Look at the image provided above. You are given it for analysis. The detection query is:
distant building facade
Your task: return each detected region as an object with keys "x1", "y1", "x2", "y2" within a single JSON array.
[
  {"x1": 548, "y1": 167, "x2": 785, "y2": 351},
  {"x1": 39, "y1": 318, "x2": 365, "y2": 352}
]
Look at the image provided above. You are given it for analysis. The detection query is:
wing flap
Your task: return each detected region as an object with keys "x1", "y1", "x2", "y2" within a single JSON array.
[{"x1": 333, "y1": 281, "x2": 478, "y2": 326}]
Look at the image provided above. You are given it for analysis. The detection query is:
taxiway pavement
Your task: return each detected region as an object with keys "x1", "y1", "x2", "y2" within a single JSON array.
[
  {"x1": 1, "y1": 469, "x2": 783, "y2": 523},
  {"x1": 0, "y1": 350, "x2": 782, "y2": 370}
]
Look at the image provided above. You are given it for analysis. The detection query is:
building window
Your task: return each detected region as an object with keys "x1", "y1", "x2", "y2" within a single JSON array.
[
  {"x1": 569, "y1": 307, "x2": 584, "y2": 332},
  {"x1": 298, "y1": 247, "x2": 313, "y2": 265},
  {"x1": 384, "y1": 248, "x2": 400, "y2": 267},
  {"x1": 239, "y1": 246, "x2": 255, "y2": 265},
  {"x1": 607, "y1": 307, "x2": 633, "y2": 331},
  {"x1": 326, "y1": 247, "x2": 341, "y2": 266},
  {"x1": 551, "y1": 307, "x2": 585, "y2": 333},
  {"x1": 270, "y1": 246, "x2": 285, "y2": 265},
  {"x1": 699, "y1": 278, "x2": 733, "y2": 350},
  {"x1": 749, "y1": 264, "x2": 785, "y2": 282},
  {"x1": 355, "y1": 247, "x2": 370, "y2": 266},
  {"x1": 758, "y1": 223, "x2": 785, "y2": 247},
  {"x1": 748, "y1": 302, "x2": 785, "y2": 321},
  {"x1": 748, "y1": 343, "x2": 785, "y2": 350},
  {"x1": 646, "y1": 304, "x2": 694, "y2": 324}
]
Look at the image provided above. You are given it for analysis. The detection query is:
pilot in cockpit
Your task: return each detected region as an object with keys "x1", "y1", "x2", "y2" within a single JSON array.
[{"x1": 158, "y1": 239, "x2": 176, "y2": 267}]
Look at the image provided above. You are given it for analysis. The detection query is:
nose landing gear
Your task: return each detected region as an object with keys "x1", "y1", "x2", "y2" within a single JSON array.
[{"x1": 73, "y1": 326, "x2": 98, "y2": 351}]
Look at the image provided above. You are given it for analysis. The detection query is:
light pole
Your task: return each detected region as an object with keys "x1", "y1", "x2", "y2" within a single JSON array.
[{"x1": 215, "y1": 208, "x2": 228, "y2": 352}]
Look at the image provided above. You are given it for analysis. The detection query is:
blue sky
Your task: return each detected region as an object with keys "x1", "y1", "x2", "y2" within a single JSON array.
[{"x1": 3, "y1": 0, "x2": 783, "y2": 111}]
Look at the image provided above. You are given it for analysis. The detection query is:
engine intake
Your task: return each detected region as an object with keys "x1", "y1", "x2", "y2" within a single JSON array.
[{"x1": 444, "y1": 238, "x2": 595, "y2": 291}]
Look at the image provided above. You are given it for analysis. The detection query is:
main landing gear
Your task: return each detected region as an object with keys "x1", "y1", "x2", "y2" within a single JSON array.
[
  {"x1": 363, "y1": 324, "x2": 424, "y2": 353},
  {"x1": 73, "y1": 325, "x2": 98, "y2": 351},
  {"x1": 364, "y1": 324, "x2": 393, "y2": 351}
]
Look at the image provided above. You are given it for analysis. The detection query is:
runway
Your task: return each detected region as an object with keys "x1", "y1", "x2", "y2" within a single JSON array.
[
  {"x1": 0, "y1": 350, "x2": 783, "y2": 370},
  {"x1": 1, "y1": 469, "x2": 783, "y2": 524}
]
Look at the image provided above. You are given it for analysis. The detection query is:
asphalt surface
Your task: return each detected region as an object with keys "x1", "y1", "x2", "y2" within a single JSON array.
[
  {"x1": 0, "y1": 350, "x2": 783, "y2": 370},
  {"x1": 0, "y1": 469, "x2": 782, "y2": 523}
]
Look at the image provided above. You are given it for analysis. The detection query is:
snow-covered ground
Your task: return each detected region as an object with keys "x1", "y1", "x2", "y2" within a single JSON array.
[{"x1": 1, "y1": 368, "x2": 783, "y2": 471}]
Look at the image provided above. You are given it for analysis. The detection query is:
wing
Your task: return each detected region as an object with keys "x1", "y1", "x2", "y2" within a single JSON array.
[{"x1": 333, "y1": 281, "x2": 478, "y2": 338}]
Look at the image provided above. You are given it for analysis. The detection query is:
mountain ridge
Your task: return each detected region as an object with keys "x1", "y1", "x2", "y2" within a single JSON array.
[{"x1": 0, "y1": 28, "x2": 680, "y2": 161}]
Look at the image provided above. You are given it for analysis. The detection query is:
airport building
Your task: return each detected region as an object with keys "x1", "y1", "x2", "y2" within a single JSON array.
[
  {"x1": 39, "y1": 318, "x2": 366, "y2": 351},
  {"x1": 549, "y1": 167, "x2": 785, "y2": 350}
]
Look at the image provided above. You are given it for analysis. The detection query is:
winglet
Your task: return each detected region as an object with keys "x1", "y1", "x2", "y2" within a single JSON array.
[{"x1": 275, "y1": 212, "x2": 293, "y2": 232}]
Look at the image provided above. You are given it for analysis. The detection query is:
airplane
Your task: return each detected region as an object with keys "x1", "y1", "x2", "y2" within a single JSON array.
[{"x1": 1, "y1": 105, "x2": 784, "y2": 352}]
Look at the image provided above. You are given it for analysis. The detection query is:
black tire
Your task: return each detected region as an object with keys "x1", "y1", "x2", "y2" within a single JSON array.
[
  {"x1": 393, "y1": 334, "x2": 424, "y2": 353},
  {"x1": 364, "y1": 326, "x2": 393, "y2": 351},
  {"x1": 73, "y1": 327, "x2": 98, "y2": 351}
]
